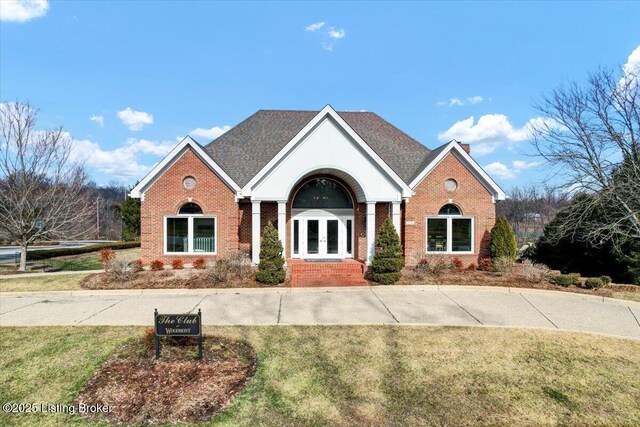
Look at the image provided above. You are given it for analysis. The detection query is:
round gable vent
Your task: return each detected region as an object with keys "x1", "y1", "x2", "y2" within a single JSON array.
[
  {"x1": 183, "y1": 176, "x2": 197, "y2": 190},
  {"x1": 444, "y1": 178, "x2": 457, "y2": 191}
]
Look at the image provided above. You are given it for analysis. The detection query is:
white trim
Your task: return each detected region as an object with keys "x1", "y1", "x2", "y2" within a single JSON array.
[
  {"x1": 241, "y1": 105, "x2": 414, "y2": 199},
  {"x1": 130, "y1": 136, "x2": 241, "y2": 199},
  {"x1": 164, "y1": 214, "x2": 217, "y2": 256},
  {"x1": 425, "y1": 215, "x2": 474, "y2": 255},
  {"x1": 409, "y1": 140, "x2": 506, "y2": 201}
]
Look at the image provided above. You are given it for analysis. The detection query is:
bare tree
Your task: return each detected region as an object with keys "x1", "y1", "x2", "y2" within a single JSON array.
[
  {"x1": 0, "y1": 102, "x2": 93, "y2": 270},
  {"x1": 497, "y1": 185, "x2": 569, "y2": 246},
  {"x1": 531, "y1": 68, "x2": 640, "y2": 252}
]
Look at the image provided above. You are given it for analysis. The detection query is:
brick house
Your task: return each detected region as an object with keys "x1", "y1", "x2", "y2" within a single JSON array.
[{"x1": 130, "y1": 105, "x2": 505, "y2": 282}]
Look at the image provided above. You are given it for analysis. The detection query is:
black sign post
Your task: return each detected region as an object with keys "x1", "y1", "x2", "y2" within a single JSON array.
[{"x1": 154, "y1": 308, "x2": 203, "y2": 360}]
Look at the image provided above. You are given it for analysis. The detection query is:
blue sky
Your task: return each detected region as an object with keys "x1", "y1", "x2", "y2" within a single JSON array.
[{"x1": 1, "y1": 1, "x2": 639, "y2": 191}]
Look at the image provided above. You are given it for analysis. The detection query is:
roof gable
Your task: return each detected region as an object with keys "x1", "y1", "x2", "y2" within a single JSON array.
[{"x1": 204, "y1": 108, "x2": 431, "y2": 187}]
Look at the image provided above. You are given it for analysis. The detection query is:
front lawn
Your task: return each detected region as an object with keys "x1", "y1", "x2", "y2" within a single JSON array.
[
  {"x1": 41, "y1": 248, "x2": 140, "y2": 272},
  {"x1": 1, "y1": 326, "x2": 639, "y2": 426},
  {"x1": 0, "y1": 273, "x2": 89, "y2": 292}
]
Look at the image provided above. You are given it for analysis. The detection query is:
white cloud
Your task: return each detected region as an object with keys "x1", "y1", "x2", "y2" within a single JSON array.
[
  {"x1": 438, "y1": 114, "x2": 553, "y2": 155},
  {"x1": 620, "y1": 45, "x2": 640, "y2": 88},
  {"x1": 306, "y1": 21, "x2": 325, "y2": 32},
  {"x1": 89, "y1": 115, "x2": 104, "y2": 127},
  {"x1": 0, "y1": 0, "x2": 48, "y2": 22},
  {"x1": 188, "y1": 125, "x2": 231, "y2": 141},
  {"x1": 117, "y1": 107, "x2": 153, "y2": 131},
  {"x1": 437, "y1": 95, "x2": 484, "y2": 107},
  {"x1": 327, "y1": 28, "x2": 345, "y2": 39},
  {"x1": 69, "y1": 135, "x2": 175, "y2": 181},
  {"x1": 484, "y1": 160, "x2": 541, "y2": 180}
]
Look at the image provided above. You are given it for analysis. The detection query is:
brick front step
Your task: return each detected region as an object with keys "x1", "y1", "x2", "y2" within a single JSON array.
[{"x1": 289, "y1": 260, "x2": 368, "y2": 287}]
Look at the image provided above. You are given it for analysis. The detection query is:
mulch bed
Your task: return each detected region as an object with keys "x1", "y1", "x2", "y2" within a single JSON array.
[
  {"x1": 81, "y1": 269, "x2": 285, "y2": 289},
  {"x1": 398, "y1": 267, "x2": 640, "y2": 298},
  {"x1": 74, "y1": 335, "x2": 257, "y2": 425}
]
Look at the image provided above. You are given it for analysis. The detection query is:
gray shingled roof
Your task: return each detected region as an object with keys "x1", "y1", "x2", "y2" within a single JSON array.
[{"x1": 203, "y1": 110, "x2": 433, "y2": 187}]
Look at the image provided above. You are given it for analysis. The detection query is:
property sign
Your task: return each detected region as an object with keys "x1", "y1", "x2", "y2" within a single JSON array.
[
  {"x1": 153, "y1": 309, "x2": 203, "y2": 359},
  {"x1": 155, "y1": 313, "x2": 201, "y2": 336}
]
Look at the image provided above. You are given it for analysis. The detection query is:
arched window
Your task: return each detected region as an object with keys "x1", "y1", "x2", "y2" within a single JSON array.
[
  {"x1": 438, "y1": 204, "x2": 461, "y2": 215},
  {"x1": 427, "y1": 204, "x2": 473, "y2": 254},
  {"x1": 292, "y1": 178, "x2": 353, "y2": 209},
  {"x1": 166, "y1": 203, "x2": 215, "y2": 254},
  {"x1": 178, "y1": 203, "x2": 203, "y2": 215}
]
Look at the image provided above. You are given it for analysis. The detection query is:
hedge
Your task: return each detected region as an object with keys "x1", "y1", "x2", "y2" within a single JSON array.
[{"x1": 27, "y1": 241, "x2": 140, "y2": 261}]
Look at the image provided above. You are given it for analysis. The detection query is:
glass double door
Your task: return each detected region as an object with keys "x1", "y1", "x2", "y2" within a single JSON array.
[{"x1": 293, "y1": 215, "x2": 353, "y2": 259}]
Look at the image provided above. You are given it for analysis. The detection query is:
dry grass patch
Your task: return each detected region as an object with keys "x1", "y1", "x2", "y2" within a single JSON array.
[{"x1": 0, "y1": 273, "x2": 90, "y2": 292}]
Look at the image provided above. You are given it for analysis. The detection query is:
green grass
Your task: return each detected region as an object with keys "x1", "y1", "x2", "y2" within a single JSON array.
[
  {"x1": 1, "y1": 326, "x2": 639, "y2": 426},
  {"x1": 0, "y1": 274, "x2": 90, "y2": 292},
  {"x1": 41, "y1": 248, "x2": 140, "y2": 272}
]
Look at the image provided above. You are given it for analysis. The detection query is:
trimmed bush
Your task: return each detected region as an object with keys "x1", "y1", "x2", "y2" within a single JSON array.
[
  {"x1": 600, "y1": 275, "x2": 612, "y2": 285},
  {"x1": 255, "y1": 222, "x2": 286, "y2": 285},
  {"x1": 371, "y1": 219, "x2": 404, "y2": 285},
  {"x1": 584, "y1": 277, "x2": 606, "y2": 289},
  {"x1": 551, "y1": 274, "x2": 581, "y2": 287},
  {"x1": 192, "y1": 257, "x2": 207, "y2": 269},
  {"x1": 520, "y1": 259, "x2": 550, "y2": 283},
  {"x1": 107, "y1": 258, "x2": 134, "y2": 282},
  {"x1": 150, "y1": 260, "x2": 164, "y2": 271},
  {"x1": 490, "y1": 217, "x2": 517, "y2": 260},
  {"x1": 99, "y1": 248, "x2": 116, "y2": 268},
  {"x1": 207, "y1": 258, "x2": 231, "y2": 284},
  {"x1": 414, "y1": 255, "x2": 452, "y2": 278},
  {"x1": 467, "y1": 262, "x2": 477, "y2": 271},
  {"x1": 27, "y1": 241, "x2": 140, "y2": 261},
  {"x1": 479, "y1": 257, "x2": 493, "y2": 272},
  {"x1": 452, "y1": 257, "x2": 464, "y2": 271},
  {"x1": 493, "y1": 257, "x2": 515, "y2": 274},
  {"x1": 130, "y1": 259, "x2": 144, "y2": 272},
  {"x1": 171, "y1": 259, "x2": 184, "y2": 270}
]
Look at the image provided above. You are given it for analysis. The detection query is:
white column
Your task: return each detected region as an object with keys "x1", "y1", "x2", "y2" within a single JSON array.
[
  {"x1": 366, "y1": 202, "x2": 376, "y2": 265},
  {"x1": 251, "y1": 201, "x2": 261, "y2": 265},
  {"x1": 391, "y1": 201, "x2": 401, "y2": 240},
  {"x1": 277, "y1": 201, "x2": 287, "y2": 261}
]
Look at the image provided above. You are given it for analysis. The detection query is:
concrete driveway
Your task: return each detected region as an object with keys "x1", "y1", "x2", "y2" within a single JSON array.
[{"x1": 1, "y1": 285, "x2": 639, "y2": 339}]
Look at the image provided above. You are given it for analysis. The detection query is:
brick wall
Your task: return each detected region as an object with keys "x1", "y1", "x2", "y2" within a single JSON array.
[
  {"x1": 140, "y1": 148, "x2": 239, "y2": 264},
  {"x1": 404, "y1": 152, "x2": 496, "y2": 267}
]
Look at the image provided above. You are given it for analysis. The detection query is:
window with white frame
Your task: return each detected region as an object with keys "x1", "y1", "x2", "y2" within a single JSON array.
[
  {"x1": 426, "y1": 204, "x2": 473, "y2": 253},
  {"x1": 166, "y1": 203, "x2": 216, "y2": 254}
]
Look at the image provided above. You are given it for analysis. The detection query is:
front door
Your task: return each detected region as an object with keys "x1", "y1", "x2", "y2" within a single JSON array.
[{"x1": 305, "y1": 218, "x2": 340, "y2": 258}]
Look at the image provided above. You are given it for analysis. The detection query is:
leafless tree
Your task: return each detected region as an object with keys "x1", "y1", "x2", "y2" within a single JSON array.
[
  {"x1": 497, "y1": 185, "x2": 569, "y2": 246},
  {"x1": 0, "y1": 102, "x2": 93, "y2": 270},
  {"x1": 531, "y1": 68, "x2": 640, "y2": 253}
]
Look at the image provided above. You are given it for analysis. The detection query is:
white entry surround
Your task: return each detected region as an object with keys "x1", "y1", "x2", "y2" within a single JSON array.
[{"x1": 243, "y1": 106, "x2": 412, "y2": 265}]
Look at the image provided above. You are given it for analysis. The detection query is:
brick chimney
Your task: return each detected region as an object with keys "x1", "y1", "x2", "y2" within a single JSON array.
[{"x1": 459, "y1": 142, "x2": 470, "y2": 154}]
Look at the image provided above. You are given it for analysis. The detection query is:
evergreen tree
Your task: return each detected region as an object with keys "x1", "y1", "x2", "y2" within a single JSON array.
[
  {"x1": 120, "y1": 196, "x2": 141, "y2": 241},
  {"x1": 490, "y1": 216, "x2": 517, "y2": 260},
  {"x1": 255, "y1": 222, "x2": 286, "y2": 285},
  {"x1": 371, "y1": 218, "x2": 404, "y2": 285}
]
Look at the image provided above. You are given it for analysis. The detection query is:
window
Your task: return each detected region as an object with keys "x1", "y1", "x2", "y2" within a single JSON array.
[
  {"x1": 292, "y1": 178, "x2": 353, "y2": 209},
  {"x1": 444, "y1": 179, "x2": 458, "y2": 192},
  {"x1": 427, "y1": 205, "x2": 473, "y2": 253},
  {"x1": 166, "y1": 203, "x2": 216, "y2": 254},
  {"x1": 183, "y1": 176, "x2": 197, "y2": 190}
]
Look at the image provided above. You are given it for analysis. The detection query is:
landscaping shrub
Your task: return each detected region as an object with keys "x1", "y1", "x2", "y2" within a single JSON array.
[
  {"x1": 171, "y1": 259, "x2": 184, "y2": 270},
  {"x1": 255, "y1": 222, "x2": 285, "y2": 285},
  {"x1": 142, "y1": 327, "x2": 155, "y2": 351},
  {"x1": 520, "y1": 259, "x2": 550, "y2": 283},
  {"x1": 107, "y1": 258, "x2": 134, "y2": 282},
  {"x1": 414, "y1": 255, "x2": 451, "y2": 278},
  {"x1": 551, "y1": 274, "x2": 581, "y2": 287},
  {"x1": 584, "y1": 277, "x2": 606, "y2": 289},
  {"x1": 99, "y1": 248, "x2": 116, "y2": 269},
  {"x1": 192, "y1": 257, "x2": 207, "y2": 269},
  {"x1": 467, "y1": 262, "x2": 477, "y2": 271},
  {"x1": 130, "y1": 259, "x2": 144, "y2": 272},
  {"x1": 228, "y1": 251, "x2": 252, "y2": 278},
  {"x1": 479, "y1": 257, "x2": 493, "y2": 271},
  {"x1": 493, "y1": 257, "x2": 515, "y2": 274},
  {"x1": 371, "y1": 218, "x2": 404, "y2": 285},
  {"x1": 600, "y1": 275, "x2": 612, "y2": 285},
  {"x1": 452, "y1": 257, "x2": 463, "y2": 271},
  {"x1": 207, "y1": 258, "x2": 231, "y2": 284},
  {"x1": 490, "y1": 217, "x2": 517, "y2": 260},
  {"x1": 26, "y1": 241, "x2": 140, "y2": 261},
  {"x1": 150, "y1": 260, "x2": 164, "y2": 271}
]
